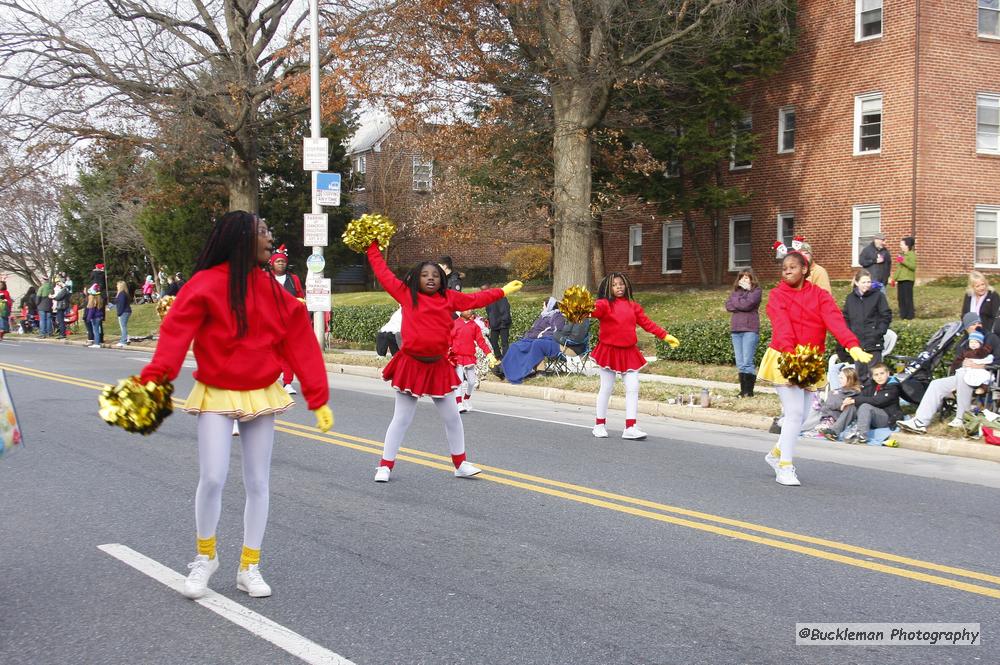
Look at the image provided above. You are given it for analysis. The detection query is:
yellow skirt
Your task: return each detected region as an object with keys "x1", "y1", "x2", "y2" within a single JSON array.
[
  {"x1": 182, "y1": 381, "x2": 293, "y2": 421},
  {"x1": 757, "y1": 348, "x2": 826, "y2": 391}
]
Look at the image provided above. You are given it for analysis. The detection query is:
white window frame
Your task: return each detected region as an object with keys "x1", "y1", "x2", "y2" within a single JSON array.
[
  {"x1": 777, "y1": 212, "x2": 795, "y2": 248},
  {"x1": 777, "y1": 107, "x2": 795, "y2": 154},
  {"x1": 628, "y1": 224, "x2": 643, "y2": 266},
  {"x1": 975, "y1": 205, "x2": 1000, "y2": 268},
  {"x1": 854, "y1": 92, "x2": 883, "y2": 156},
  {"x1": 412, "y1": 156, "x2": 433, "y2": 191},
  {"x1": 355, "y1": 154, "x2": 366, "y2": 174},
  {"x1": 729, "y1": 113, "x2": 753, "y2": 171},
  {"x1": 977, "y1": 93, "x2": 1000, "y2": 155},
  {"x1": 661, "y1": 222, "x2": 683, "y2": 274},
  {"x1": 855, "y1": 0, "x2": 883, "y2": 42},
  {"x1": 980, "y1": 0, "x2": 1000, "y2": 39},
  {"x1": 852, "y1": 204, "x2": 881, "y2": 266},
  {"x1": 728, "y1": 215, "x2": 752, "y2": 272}
]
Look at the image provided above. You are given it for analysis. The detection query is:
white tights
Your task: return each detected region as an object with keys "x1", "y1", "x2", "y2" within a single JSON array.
[
  {"x1": 775, "y1": 386, "x2": 812, "y2": 464},
  {"x1": 457, "y1": 364, "x2": 477, "y2": 399},
  {"x1": 382, "y1": 391, "x2": 465, "y2": 461},
  {"x1": 196, "y1": 413, "x2": 275, "y2": 550},
  {"x1": 596, "y1": 368, "x2": 640, "y2": 422}
]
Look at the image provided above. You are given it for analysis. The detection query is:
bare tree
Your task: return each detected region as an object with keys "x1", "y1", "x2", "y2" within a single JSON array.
[
  {"x1": 0, "y1": 0, "x2": 341, "y2": 212},
  {"x1": 0, "y1": 174, "x2": 62, "y2": 283}
]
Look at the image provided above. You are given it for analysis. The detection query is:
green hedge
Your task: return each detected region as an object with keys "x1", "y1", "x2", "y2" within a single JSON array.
[{"x1": 653, "y1": 319, "x2": 948, "y2": 365}]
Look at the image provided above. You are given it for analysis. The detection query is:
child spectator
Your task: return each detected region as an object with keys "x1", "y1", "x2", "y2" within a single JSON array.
[
  {"x1": 842, "y1": 363, "x2": 903, "y2": 445},
  {"x1": 818, "y1": 367, "x2": 862, "y2": 440},
  {"x1": 85, "y1": 283, "x2": 105, "y2": 348}
]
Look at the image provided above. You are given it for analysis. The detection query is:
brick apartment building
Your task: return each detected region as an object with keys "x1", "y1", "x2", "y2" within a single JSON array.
[
  {"x1": 602, "y1": 0, "x2": 1000, "y2": 285},
  {"x1": 346, "y1": 114, "x2": 548, "y2": 275}
]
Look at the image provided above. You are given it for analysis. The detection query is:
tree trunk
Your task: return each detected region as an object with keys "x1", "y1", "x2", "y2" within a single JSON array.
[
  {"x1": 550, "y1": 97, "x2": 593, "y2": 295},
  {"x1": 590, "y1": 215, "x2": 605, "y2": 287},
  {"x1": 228, "y1": 140, "x2": 260, "y2": 214},
  {"x1": 682, "y1": 209, "x2": 709, "y2": 285}
]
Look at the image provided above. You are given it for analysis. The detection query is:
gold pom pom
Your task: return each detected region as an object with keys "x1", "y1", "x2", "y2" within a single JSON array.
[
  {"x1": 98, "y1": 376, "x2": 175, "y2": 435},
  {"x1": 156, "y1": 296, "x2": 175, "y2": 320},
  {"x1": 560, "y1": 285, "x2": 595, "y2": 323},
  {"x1": 777, "y1": 344, "x2": 826, "y2": 387},
  {"x1": 342, "y1": 213, "x2": 396, "y2": 253}
]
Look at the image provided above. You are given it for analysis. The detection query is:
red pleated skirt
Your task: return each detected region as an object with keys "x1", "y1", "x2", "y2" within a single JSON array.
[
  {"x1": 590, "y1": 342, "x2": 647, "y2": 373},
  {"x1": 382, "y1": 351, "x2": 461, "y2": 398}
]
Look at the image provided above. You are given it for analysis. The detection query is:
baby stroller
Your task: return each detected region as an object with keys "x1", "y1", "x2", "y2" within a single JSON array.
[{"x1": 888, "y1": 320, "x2": 964, "y2": 405}]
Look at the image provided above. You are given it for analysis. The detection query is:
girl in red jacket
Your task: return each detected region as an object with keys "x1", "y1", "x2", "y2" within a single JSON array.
[
  {"x1": 367, "y1": 242, "x2": 520, "y2": 482},
  {"x1": 761, "y1": 251, "x2": 870, "y2": 486},
  {"x1": 140, "y1": 211, "x2": 333, "y2": 600},
  {"x1": 269, "y1": 244, "x2": 304, "y2": 395},
  {"x1": 451, "y1": 309, "x2": 495, "y2": 412},
  {"x1": 590, "y1": 272, "x2": 679, "y2": 440}
]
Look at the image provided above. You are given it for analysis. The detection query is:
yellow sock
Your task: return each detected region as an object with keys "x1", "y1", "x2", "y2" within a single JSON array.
[
  {"x1": 197, "y1": 535, "x2": 216, "y2": 560},
  {"x1": 770, "y1": 446, "x2": 781, "y2": 458},
  {"x1": 239, "y1": 546, "x2": 261, "y2": 571},
  {"x1": 778, "y1": 461, "x2": 793, "y2": 468}
]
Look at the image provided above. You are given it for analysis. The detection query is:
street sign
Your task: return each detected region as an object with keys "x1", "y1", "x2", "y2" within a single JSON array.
[
  {"x1": 306, "y1": 278, "x2": 332, "y2": 312},
  {"x1": 303, "y1": 213, "x2": 328, "y2": 246},
  {"x1": 302, "y1": 138, "x2": 329, "y2": 171},
  {"x1": 314, "y1": 172, "x2": 341, "y2": 206},
  {"x1": 306, "y1": 253, "x2": 326, "y2": 274}
]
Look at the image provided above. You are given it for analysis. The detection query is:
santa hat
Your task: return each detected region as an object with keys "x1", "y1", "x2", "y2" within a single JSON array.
[
  {"x1": 269, "y1": 244, "x2": 289, "y2": 265},
  {"x1": 791, "y1": 235, "x2": 805, "y2": 251},
  {"x1": 94, "y1": 263, "x2": 105, "y2": 270},
  {"x1": 772, "y1": 240, "x2": 788, "y2": 260}
]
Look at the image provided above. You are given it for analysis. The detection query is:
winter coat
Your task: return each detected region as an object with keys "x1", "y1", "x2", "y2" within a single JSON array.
[
  {"x1": 858, "y1": 242, "x2": 892, "y2": 284},
  {"x1": 485, "y1": 296, "x2": 512, "y2": 330},
  {"x1": 114, "y1": 291, "x2": 132, "y2": 315},
  {"x1": 35, "y1": 282, "x2": 53, "y2": 313},
  {"x1": 89, "y1": 269, "x2": 108, "y2": 296},
  {"x1": 842, "y1": 287, "x2": 892, "y2": 351},
  {"x1": 893, "y1": 250, "x2": 917, "y2": 283},
  {"x1": 51, "y1": 286, "x2": 69, "y2": 312},
  {"x1": 556, "y1": 319, "x2": 590, "y2": 355},
  {"x1": 446, "y1": 271, "x2": 462, "y2": 291},
  {"x1": 725, "y1": 287, "x2": 762, "y2": 333},
  {"x1": 853, "y1": 377, "x2": 904, "y2": 426},
  {"x1": 820, "y1": 387, "x2": 860, "y2": 421},
  {"x1": 962, "y1": 291, "x2": 1000, "y2": 335}
]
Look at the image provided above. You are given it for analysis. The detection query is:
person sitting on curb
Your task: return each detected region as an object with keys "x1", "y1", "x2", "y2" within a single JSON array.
[
  {"x1": 840, "y1": 363, "x2": 903, "y2": 445},
  {"x1": 898, "y1": 312, "x2": 1000, "y2": 434}
]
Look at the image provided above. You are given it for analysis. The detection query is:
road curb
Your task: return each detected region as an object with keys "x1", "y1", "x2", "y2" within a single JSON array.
[{"x1": 29, "y1": 336, "x2": 1000, "y2": 465}]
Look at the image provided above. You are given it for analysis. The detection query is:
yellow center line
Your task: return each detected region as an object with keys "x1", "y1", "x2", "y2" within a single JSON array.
[{"x1": 5, "y1": 361, "x2": 1000, "y2": 600}]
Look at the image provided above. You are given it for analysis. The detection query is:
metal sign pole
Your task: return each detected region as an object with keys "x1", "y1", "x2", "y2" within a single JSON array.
[{"x1": 308, "y1": 0, "x2": 325, "y2": 348}]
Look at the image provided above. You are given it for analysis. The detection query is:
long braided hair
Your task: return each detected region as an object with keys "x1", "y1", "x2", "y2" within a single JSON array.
[
  {"x1": 597, "y1": 271, "x2": 634, "y2": 303},
  {"x1": 403, "y1": 261, "x2": 448, "y2": 308}
]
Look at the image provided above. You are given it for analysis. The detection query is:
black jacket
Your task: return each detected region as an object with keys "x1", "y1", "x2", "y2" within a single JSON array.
[
  {"x1": 858, "y1": 242, "x2": 892, "y2": 284},
  {"x1": 961, "y1": 292, "x2": 1000, "y2": 334},
  {"x1": 485, "y1": 297, "x2": 512, "y2": 330},
  {"x1": 854, "y1": 378, "x2": 904, "y2": 426},
  {"x1": 446, "y1": 271, "x2": 462, "y2": 291},
  {"x1": 842, "y1": 287, "x2": 892, "y2": 351},
  {"x1": 556, "y1": 319, "x2": 590, "y2": 355}
]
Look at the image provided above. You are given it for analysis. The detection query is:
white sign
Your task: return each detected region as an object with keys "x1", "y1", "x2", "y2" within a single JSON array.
[
  {"x1": 302, "y1": 138, "x2": 329, "y2": 171},
  {"x1": 304, "y1": 213, "x2": 328, "y2": 246},
  {"x1": 306, "y1": 253, "x2": 326, "y2": 274},
  {"x1": 306, "y1": 278, "x2": 331, "y2": 312},
  {"x1": 314, "y1": 172, "x2": 341, "y2": 206}
]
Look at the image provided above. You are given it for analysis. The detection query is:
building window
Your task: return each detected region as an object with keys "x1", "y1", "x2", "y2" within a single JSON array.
[
  {"x1": 854, "y1": 93, "x2": 882, "y2": 155},
  {"x1": 976, "y1": 206, "x2": 1000, "y2": 266},
  {"x1": 778, "y1": 107, "x2": 795, "y2": 153},
  {"x1": 629, "y1": 224, "x2": 643, "y2": 265},
  {"x1": 730, "y1": 113, "x2": 753, "y2": 170},
  {"x1": 412, "y1": 156, "x2": 433, "y2": 191},
  {"x1": 977, "y1": 94, "x2": 1000, "y2": 154},
  {"x1": 852, "y1": 204, "x2": 881, "y2": 265},
  {"x1": 981, "y1": 0, "x2": 1000, "y2": 38},
  {"x1": 661, "y1": 222, "x2": 682, "y2": 273},
  {"x1": 777, "y1": 213, "x2": 795, "y2": 248},
  {"x1": 856, "y1": 0, "x2": 882, "y2": 41},
  {"x1": 354, "y1": 155, "x2": 366, "y2": 174},
  {"x1": 729, "y1": 216, "x2": 752, "y2": 270}
]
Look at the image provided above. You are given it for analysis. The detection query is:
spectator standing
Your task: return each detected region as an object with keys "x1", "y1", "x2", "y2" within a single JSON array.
[
  {"x1": 89, "y1": 263, "x2": 108, "y2": 304},
  {"x1": 725, "y1": 268, "x2": 762, "y2": 398},
  {"x1": 20, "y1": 286, "x2": 37, "y2": 333},
  {"x1": 439, "y1": 256, "x2": 462, "y2": 291},
  {"x1": 0, "y1": 280, "x2": 11, "y2": 340},
  {"x1": 375, "y1": 307, "x2": 403, "y2": 357},
  {"x1": 52, "y1": 278, "x2": 70, "y2": 338},
  {"x1": 841, "y1": 269, "x2": 892, "y2": 383},
  {"x1": 961, "y1": 271, "x2": 1000, "y2": 334},
  {"x1": 483, "y1": 285, "x2": 512, "y2": 359},
  {"x1": 799, "y1": 242, "x2": 831, "y2": 294},
  {"x1": 165, "y1": 275, "x2": 179, "y2": 297},
  {"x1": 36, "y1": 278, "x2": 53, "y2": 338},
  {"x1": 858, "y1": 233, "x2": 892, "y2": 287},
  {"x1": 891, "y1": 237, "x2": 917, "y2": 320},
  {"x1": 85, "y1": 283, "x2": 105, "y2": 347},
  {"x1": 113, "y1": 280, "x2": 132, "y2": 347}
]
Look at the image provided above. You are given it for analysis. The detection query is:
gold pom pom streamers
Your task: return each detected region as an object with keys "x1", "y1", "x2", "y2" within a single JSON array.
[
  {"x1": 342, "y1": 213, "x2": 396, "y2": 253},
  {"x1": 98, "y1": 376, "x2": 175, "y2": 435},
  {"x1": 560, "y1": 285, "x2": 595, "y2": 324},
  {"x1": 777, "y1": 344, "x2": 826, "y2": 387},
  {"x1": 156, "y1": 296, "x2": 175, "y2": 320}
]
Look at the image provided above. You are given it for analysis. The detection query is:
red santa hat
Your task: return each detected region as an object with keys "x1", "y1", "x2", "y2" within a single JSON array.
[
  {"x1": 94, "y1": 263, "x2": 105, "y2": 270},
  {"x1": 269, "y1": 244, "x2": 289, "y2": 266},
  {"x1": 772, "y1": 240, "x2": 788, "y2": 260},
  {"x1": 791, "y1": 235, "x2": 805, "y2": 251}
]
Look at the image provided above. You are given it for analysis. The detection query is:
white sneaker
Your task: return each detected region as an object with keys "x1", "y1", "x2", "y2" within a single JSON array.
[
  {"x1": 621, "y1": 426, "x2": 647, "y2": 440},
  {"x1": 592, "y1": 424, "x2": 609, "y2": 438},
  {"x1": 232, "y1": 421, "x2": 240, "y2": 437},
  {"x1": 775, "y1": 465, "x2": 801, "y2": 486},
  {"x1": 115, "y1": 342, "x2": 126, "y2": 348},
  {"x1": 897, "y1": 417, "x2": 927, "y2": 434},
  {"x1": 764, "y1": 450, "x2": 780, "y2": 472},
  {"x1": 89, "y1": 344, "x2": 101, "y2": 349},
  {"x1": 283, "y1": 383, "x2": 297, "y2": 395},
  {"x1": 182, "y1": 554, "x2": 219, "y2": 599},
  {"x1": 454, "y1": 460, "x2": 481, "y2": 478},
  {"x1": 458, "y1": 401, "x2": 469, "y2": 413},
  {"x1": 236, "y1": 564, "x2": 272, "y2": 598},
  {"x1": 374, "y1": 465, "x2": 391, "y2": 482},
  {"x1": 947, "y1": 417, "x2": 964, "y2": 428}
]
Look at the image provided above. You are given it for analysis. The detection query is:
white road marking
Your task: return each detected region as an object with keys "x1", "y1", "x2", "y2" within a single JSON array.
[
  {"x1": 470, "y1": 408, "x2": 593, "y2": 429},
  {"x1": 97, "y1": 544, "x2": 355, "y2": 665}
]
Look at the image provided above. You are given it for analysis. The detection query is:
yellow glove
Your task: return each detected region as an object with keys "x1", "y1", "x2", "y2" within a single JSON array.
[
  {"x1": 486, "y1": 352, "x2": 499, "y2": 368},
  {"x1": 663, "y1": 334, "x2": 680, "y2": 349},
  {"x1": 501, "y1": 280, "x2": 523, "y2": 296},
  {"x1": 848, "y1": 347, "x2": 873, "y2": 364},
  {"x1": 313, "y1": 405, "x2": 334, "y2": 432}
]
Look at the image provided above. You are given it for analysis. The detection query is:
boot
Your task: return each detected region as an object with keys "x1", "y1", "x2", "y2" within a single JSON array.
[
  {"x1": 746, "y1": 373, "x2": 756, "y2": 397},
  {"x1": 737, "y1": 372, "x2": 749, "y2": 398}
]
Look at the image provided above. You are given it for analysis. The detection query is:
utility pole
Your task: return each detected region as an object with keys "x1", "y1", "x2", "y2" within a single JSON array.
[{"x1": 308, "y1": 0, "x2": 325, "y2": 347}]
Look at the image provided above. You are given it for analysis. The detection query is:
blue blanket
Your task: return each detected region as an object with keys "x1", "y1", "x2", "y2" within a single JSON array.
[{"x1": 501, "y1": 338, "x2": 562, "y2": 384}]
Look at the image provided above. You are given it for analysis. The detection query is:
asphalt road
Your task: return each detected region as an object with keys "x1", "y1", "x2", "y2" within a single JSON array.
[{"x1": 1, "y1": 339, "x2": 998, "y2": 665}]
